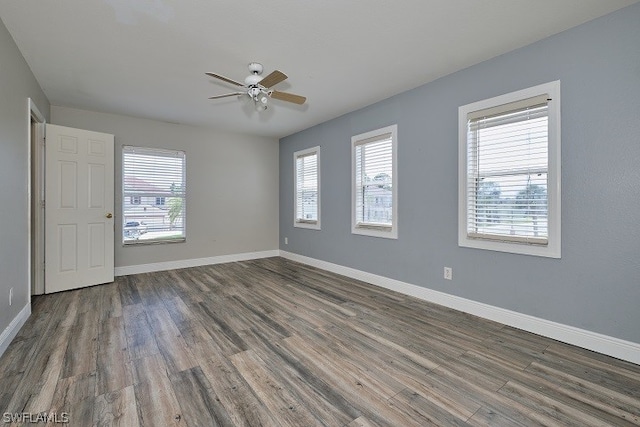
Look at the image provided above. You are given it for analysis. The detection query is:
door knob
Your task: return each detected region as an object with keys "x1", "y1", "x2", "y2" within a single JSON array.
[{"x1": 106, "y1": 213, "x2": 113, "y2": 218}]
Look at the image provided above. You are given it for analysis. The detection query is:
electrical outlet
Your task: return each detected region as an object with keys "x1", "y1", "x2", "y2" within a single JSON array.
[
  {"x1": 284, "y1": 237, "x2": 288, "y2": 245},
  {"x1": 9, "y1": 288, "x2": 13, "y2": 306},
  {"x1": 444, "y1": 267, "x2": 453, "y2": 281}
]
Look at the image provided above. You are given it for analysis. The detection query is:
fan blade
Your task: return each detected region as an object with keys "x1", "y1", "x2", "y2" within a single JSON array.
[
  {"x1": 205, "y1": 72, "x2": 245, "y2": 87},
  {"x1": 209, "y1": 92, "x2": 245, "y2": 99},
  {"x1": 270, "y1": 90, "x2": 306, "y2": 105},
  {"x1": 259, "y1": 70, "x2": 287, "y2": 88}
]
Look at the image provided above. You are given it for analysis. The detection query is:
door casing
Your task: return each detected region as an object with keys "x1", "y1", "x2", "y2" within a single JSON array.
[{"x1": 28, "y1": 98, "x2": 45, "y2": 297}]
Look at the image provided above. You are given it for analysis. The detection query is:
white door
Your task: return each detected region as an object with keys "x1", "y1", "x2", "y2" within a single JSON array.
[{"x1": 45, "y1": 124, "x2": 115, "y2": 293}]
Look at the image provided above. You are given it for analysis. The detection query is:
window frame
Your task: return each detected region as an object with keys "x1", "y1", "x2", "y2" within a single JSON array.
[
  {"x1": 293, "y1": 146, "x2": 321, "y2": 230},
  {"x1": 351, "y1": 124, "x2": 398, "y2": 239},
  {"x1": 458, "y1": 81, "x2": 561, "y2": 258},
  {"x1": 122, "y1": 145, "x2": 187, "y2": 246}
]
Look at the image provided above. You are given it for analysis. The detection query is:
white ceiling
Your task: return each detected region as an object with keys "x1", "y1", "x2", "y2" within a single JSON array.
[{"x1": 1, "y1": 1, "x2": 637, "y2": 138}]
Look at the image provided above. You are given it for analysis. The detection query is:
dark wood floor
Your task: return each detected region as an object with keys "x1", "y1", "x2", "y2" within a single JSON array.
[{"x1": 1, "y1": 257, "x2": 639, "y2": 426}]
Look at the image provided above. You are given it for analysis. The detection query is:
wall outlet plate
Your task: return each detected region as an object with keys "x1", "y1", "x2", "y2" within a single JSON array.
[{"x1": 444, "y1": 267, "x2": 453, "y2": 280}]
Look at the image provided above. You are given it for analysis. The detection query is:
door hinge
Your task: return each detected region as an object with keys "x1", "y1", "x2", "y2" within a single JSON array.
[{"x1": 40, "y1": 200, "x2": 45, "y2": 209}]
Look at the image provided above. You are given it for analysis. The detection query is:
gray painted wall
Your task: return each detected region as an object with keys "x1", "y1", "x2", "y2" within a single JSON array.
[
  {"x1": 280, "y1": 4, "x2": 640, "y2": 343},
  {"x1": 0, "y1": 18, "x2": 49, "y2": 335},
  {"x1": 52, "y1": 106, "x2": 279, "y2": 269}
]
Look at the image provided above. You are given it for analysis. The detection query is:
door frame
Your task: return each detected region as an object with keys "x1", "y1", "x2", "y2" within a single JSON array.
[{"x1": 28, "y1": 98, "x2": 46, "y2": 297}]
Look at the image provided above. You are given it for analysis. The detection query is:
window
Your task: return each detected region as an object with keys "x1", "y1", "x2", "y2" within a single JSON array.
[
  {"x1": 122, "y1": 146, "x2": 186, "y2": 245},
  {"x1": 458, "y1": 81, "x2": 561, "y2": 258},
  {"x1": 294, "y1": 146, "x2": 320, "y2": 229},
  {"x1": 352, "y1": 124, "x2": 398, "y2": 239}
]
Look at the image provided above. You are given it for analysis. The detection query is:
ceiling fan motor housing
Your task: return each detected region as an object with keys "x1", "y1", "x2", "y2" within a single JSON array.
[{"x1": 245, "y1": 74, "x2": 263, "y2": 86}]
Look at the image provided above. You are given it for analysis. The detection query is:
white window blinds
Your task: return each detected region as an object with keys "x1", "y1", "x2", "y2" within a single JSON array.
[
  {"x1": 466, "y1": 95, "x2": 549, "y2": 245},
  {"x1": 354, "y1": 133, "x2": 394, "y2": 229},
  {"x1": 295, "y1": 148, "x2": 319, "y2": 226},
  {"x1": 122, "y1": 146, "x2": 186, "y2": 244}
]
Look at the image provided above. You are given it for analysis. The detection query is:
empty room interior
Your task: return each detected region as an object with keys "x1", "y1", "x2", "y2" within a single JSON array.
[{"x1": 1, "y1": 1, "x2": 640, "y2": 426}]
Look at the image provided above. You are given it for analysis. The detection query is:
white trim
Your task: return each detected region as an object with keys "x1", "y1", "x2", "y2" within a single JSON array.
[
  {"x1": 351, "y1": 124, "x2": 398, "y2": 239},
  {"x1": 0, "y1": 304, "x2": 31, "y2": 358},
  {"x1": 279, "y1": 250, "x2": 640, "y2": 365},
  {"x1": 28, "y1": 98, "x2": 46, "y2": 297},
  {"x1": 458, "y1": 81, "x2": 561, "y2": 258},
  {"x1": 293, "y1": 146, "x2": 321, "y2": 230},
  {"x1": 114, "y1": 250, "x2": 280, "y2": 276}
]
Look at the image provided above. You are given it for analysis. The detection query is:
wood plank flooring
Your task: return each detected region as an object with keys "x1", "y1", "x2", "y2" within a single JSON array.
[{"x1": 1, "y1": 257, "x2": 639, "y2": 426}]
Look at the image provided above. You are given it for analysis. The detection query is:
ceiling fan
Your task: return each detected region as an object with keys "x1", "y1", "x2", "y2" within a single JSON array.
[{"x1": 206, "y1": 62, "x2": 306, "y2": 111}]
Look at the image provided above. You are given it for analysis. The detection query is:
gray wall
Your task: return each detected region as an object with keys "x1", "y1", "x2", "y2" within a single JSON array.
[
  {"x1": 0, "y1": 18, "x2": 49, "y2": 334},
  {"x1": 280, "y1": 4, "x2": 640, "y2": 343},
  {"x1": 52, "y1": 106, "x2": 279, "y2": 268}
]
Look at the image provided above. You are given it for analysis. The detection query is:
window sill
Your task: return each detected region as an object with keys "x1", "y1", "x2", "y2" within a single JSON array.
[
  {"x1": 352, "y1": 223, "x2": 397, "y2": 239},
  {"x1": 294, "y1": 220, "x2": 321, "y2": 230},
  {"x1": 123, "y1": 237, "x2": 186, "y2": 246},
  {"x1": 459, "y1": 235, "x2": 559, "y2": 258}
]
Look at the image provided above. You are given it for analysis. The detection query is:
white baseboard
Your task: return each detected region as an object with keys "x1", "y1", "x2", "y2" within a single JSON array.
[
  {"x1": 279, "y1": 250, "x2": 640, "y2": 365},
  {"x1": 0, "y1": 303, "x2": 31, "y2": 358},
  {"x1": 115, "y1": 250, "x2": 280, "y2": 276}
]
